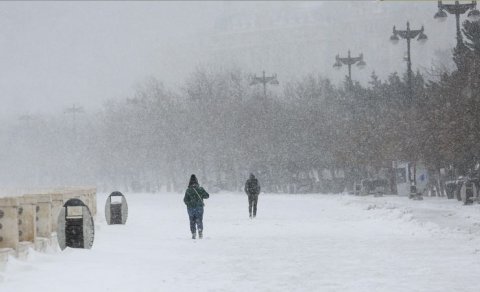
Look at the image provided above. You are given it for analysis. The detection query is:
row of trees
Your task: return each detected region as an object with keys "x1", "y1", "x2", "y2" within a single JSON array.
[{"x1": 1, "y1": 20, "x2": 479, "y2": 194}]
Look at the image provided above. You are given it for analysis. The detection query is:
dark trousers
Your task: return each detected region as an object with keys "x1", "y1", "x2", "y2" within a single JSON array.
[
  {"x1": 187, "y1": 207, "x2": 204, "y2": 234},
  {"x1": 248, "y1": 194, "x2": 259, "y2": 217}
]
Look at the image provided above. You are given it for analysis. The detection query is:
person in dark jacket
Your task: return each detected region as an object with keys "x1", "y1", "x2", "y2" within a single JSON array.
[
  {"x1": 244, "y1": 173, "x2": 261, "y2": 218},
  {"x1": 183, "y1": 174, "x2": 210, "y2": 239}
]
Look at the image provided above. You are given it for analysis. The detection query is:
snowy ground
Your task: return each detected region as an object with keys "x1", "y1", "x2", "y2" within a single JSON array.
[{"x1": 2, "y1": 192, "x2": 480, "y2": 292}]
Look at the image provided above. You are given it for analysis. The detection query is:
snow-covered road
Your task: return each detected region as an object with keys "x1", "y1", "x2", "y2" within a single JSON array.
[{"x1": 2, "y1": 192, "x2": 480, "y2": 292}]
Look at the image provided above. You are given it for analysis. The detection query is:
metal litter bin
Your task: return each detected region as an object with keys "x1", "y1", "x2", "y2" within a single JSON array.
[
  {"x1": 57, "y1": 198, "x2": 94, "y2": 250},
  {"x1": 105, "y1": 192, "x2": 128, "y2": 225}
]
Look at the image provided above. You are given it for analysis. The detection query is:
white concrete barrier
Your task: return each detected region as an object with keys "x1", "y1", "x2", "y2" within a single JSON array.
[
  {"x1": 86, "y1": 189, "x2": 97, "y2": 217},
  {"x1": 55, "y1": 188, "x2": 97, "y2": 217},
  {"x1": 32, "y1": 194, "x2": 53, "y2": 238},
  {"x1": 34, "y1": 237, "x2": 49, "y2": 252},
  {"x1": 0, "y1": 187, "x2": 96, "y2": 266},
  {"x1": 0, "y1": 247, "x2": 15, "y2": 271},
  {"x1": 0, "y1": 197, "x2": 20, "y2": 250},
  {"x1": 18, "y1": 196, "x2": 37, "y2": 243},
  {"x1": 16, "y1": 241, "x2": 34, "y2": 260},
  {"x1": 50, "y1": 193, "x2": 64, "y2": 233}
]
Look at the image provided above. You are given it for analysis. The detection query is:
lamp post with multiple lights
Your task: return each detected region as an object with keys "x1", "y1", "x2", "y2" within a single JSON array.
[
  {"x1": 333, "y1": 50, "x2": 366, "y2": 86},
  {"x1": 390, "y1": 21, "x2": 428, "y2": 103},
  {"x1": 64, "y1": 104, "x2": 85, "y2": 140},
  {"x1": 390, "y1": 22, "x2": 428, "y2": 191},
  {"x1": 434, "y1": 1, "x2": 480, "y2": 48},
  {"x1": 250, "y1": 71, "x2": 279, "y2": 101}
]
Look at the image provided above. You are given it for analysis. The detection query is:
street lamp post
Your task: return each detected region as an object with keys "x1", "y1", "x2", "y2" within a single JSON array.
[
  {"x1": 333, "y1": 50, "x2": 366, "y2": 85},
  {"x1": 249, "y1": 71, "x2": 279, "y2": 187},
  {"x1": 64, "y1": 104, "x2": 85, "y2": 139},
  {"x1": 390, "y1": 22, "x2": 427, "y2": 196},
  {"x1": 434, "y1": 1, "x2": 480, "y2": 48},
  {"x1": 333, "y1": 51, "x2": 365, "y2": 190},
  {"x1": 390, "y1": 21, "x2": 428, "y2": 103},
  {"x1": 250, "y1": 70, "x2": 279, "y2": 100}
]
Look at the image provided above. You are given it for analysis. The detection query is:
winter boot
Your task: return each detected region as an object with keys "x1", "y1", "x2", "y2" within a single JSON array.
[
  {"x1": 192, "y1": 233, "x2": 196, "y2": 239},
  {"x1": 198, "y1": 230, "x2": 203, "y2": 239}
]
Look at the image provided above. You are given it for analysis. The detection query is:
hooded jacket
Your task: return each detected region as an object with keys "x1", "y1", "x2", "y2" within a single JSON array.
[
  {"x1": 245, "y1": 174, "x2": 261, "y2": 195},
  {"x1": 184, "y1": 174, "x2": 210, "y2": 208}
]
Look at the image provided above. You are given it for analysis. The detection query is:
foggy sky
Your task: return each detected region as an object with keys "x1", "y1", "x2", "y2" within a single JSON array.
[{"x1": 0, "y1": 1, "x2": 460, "y2": 116}]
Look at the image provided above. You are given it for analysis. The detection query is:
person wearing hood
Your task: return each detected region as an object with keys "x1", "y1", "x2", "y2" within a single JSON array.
[
  {"x1": 183, "y1": 174, "x2": 210, "y2": 239},
  {"x1": 244, "y1": 173, "x2": 261, "y2": 218}
]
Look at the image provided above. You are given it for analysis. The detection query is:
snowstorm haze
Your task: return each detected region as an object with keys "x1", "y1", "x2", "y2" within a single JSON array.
[
  {"x1": 0, "y1": 1, "x2": 456, "y2": 115},
  {"x1": 6, "y1": 2, "x2": 480, "y2": 289},
  {"x1": 0, "y1": 1, "x2": 477, "y2": 193},
  {"x1": 0, "y1": 1, "x2": 215, "y2": 115}
]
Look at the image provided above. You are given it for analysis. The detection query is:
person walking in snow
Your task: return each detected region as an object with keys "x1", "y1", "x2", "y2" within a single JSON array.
[
  {"x1": 183, "y1": 174, "x2": 210, "y2": 239},
  {"x1": 244, "y1": 173, "x2": 261, "y2": 218}
]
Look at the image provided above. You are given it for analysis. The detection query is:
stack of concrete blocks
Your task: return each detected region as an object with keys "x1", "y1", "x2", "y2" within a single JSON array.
[
  {"x1": 0, "y1": 197, "x2": 19, "y2": 270},
  {"x1": 17, "y1": 196, "x2": 36, "y2": 259},
  {"x1": 49, "y1": 192, "x2": 65, "y2": 248},
  {"x1": 24, "y1": 194, "x2": 53, "y2": 252},
  {"x1": 58, "y1": 188, "x2": 97, "y2": 218},
  {"x1": 84, "y1": 188, "x2": 97, "y2": 218},
  {"x1": 0, "y1": 188, "x2": 97, "y2": 270}
]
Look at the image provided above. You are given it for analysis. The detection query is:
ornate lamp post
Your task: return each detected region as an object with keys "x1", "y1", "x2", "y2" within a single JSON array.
[
  {"x1": 434, "y1": 1, "x2": 480, "y2": 48},
  {"x1": 64, "y1": 104, "x2": 85, "y2": 140},
  {"x1": 390, "y1": 22, "x2": 428, "y2": 194},
  {"x1": 250, "y1": 70, "x2": 279, "y2": 100},
  {"x1": 333, "y1": 50, "x2": 366, "y2": 85},
  {"x1": 390, "y1": 21, "x2": 428, "y2": 102}
]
